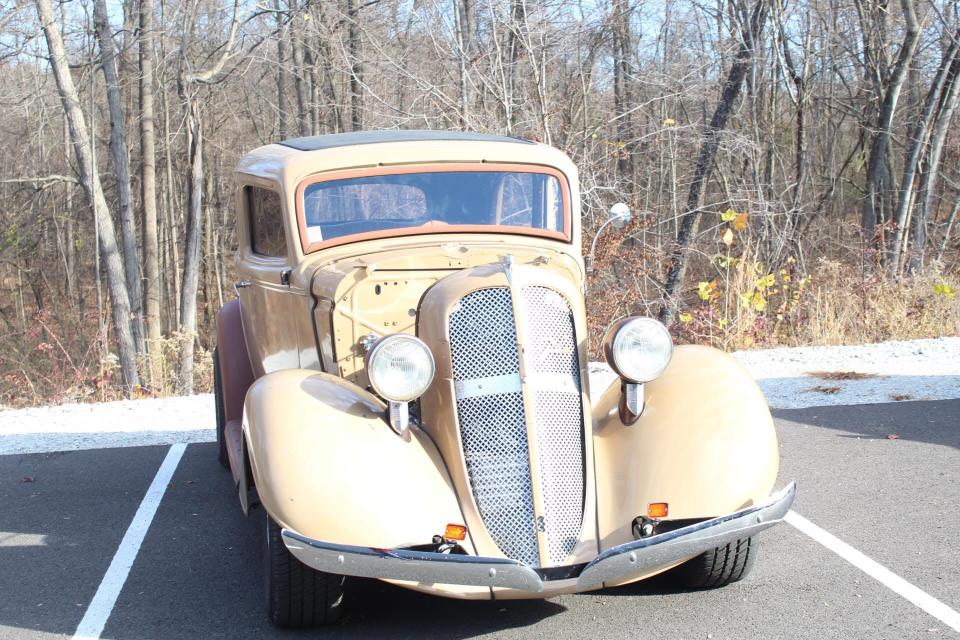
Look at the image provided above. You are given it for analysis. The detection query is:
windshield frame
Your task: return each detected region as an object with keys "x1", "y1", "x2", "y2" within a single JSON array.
[{"x1": 294, "y1": 162, "x2": 572, "y2": 254}]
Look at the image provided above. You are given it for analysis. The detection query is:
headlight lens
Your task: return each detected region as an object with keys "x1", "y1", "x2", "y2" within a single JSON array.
[
  {"x1": 366, "y1": 335, "x2": 435, "y2": 402},
  {"x1": 605, "y1": 317, "x2": 673, "y2": 383}
]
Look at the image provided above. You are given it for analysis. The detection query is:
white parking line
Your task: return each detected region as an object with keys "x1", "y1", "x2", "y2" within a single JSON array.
[
  {"x1": 72, "y1": 443, "x2": 187, "y2": 640},
  {"x1": 786, "y1": 510, "x2": 960, "y2": 634}
]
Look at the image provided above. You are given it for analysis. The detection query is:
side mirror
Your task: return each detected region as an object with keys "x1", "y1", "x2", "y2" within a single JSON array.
[
  {"x1": 587, "y1": 203, "x2": 634, "y2": 273},
  {"x1": 609, "y1": 202, "x2": 632, "y2": 228}
]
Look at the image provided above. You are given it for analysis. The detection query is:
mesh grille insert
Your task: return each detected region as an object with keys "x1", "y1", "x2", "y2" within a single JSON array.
[
  {"x1": 521, "y1": 287, "x2": 585, "y2": 565},
  {"x1": 450, "y1": 288, "x2": 539, "y2": 567}
]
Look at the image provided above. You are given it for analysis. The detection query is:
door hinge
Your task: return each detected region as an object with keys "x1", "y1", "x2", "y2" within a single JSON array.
[{"x1": 280, "y1": 269, "x2": 291, "y2": 286}]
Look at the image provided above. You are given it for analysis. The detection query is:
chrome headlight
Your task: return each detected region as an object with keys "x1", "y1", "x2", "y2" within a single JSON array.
[
  {"x1": 365, "y1": 335, "x2": 435, "y2": 402},
  {"x1": 603, "y1": 317, "x2": 673, "y2": 383}
]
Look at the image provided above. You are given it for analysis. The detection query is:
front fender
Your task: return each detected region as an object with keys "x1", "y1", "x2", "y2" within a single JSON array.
[
  {"x1": 592, "y1": 345, "x2": 779, "y2": 551},
  {"x1": 243, "y1": 369, "x2": 467, "y2": 550}
]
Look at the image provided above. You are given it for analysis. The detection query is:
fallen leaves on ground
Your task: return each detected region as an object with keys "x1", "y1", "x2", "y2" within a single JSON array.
[
  {"x1": 806, "y1": 385, "x2": 842, "y2": 394},
  {"x1": 806, "y1": 370, "x2": 879, "y2": 380}
]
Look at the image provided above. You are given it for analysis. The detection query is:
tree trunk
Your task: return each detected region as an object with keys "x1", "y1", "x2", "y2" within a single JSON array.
[
  {"x1": 92, "y1": 0, "x2": 145, "y2": 354},
  {"x1": 453, "y1": 0, "x2": 472, "y2": 126},
  {"x1": 612, "y1": 0, "x2": 634, "y2": 189},
  {"x1": 178, "y1": 102, "x2": 204, "y2": 394},
  {"x1": 889, "y1": 33, "x2": 960, "y2": 274},
  {"x1": 911, "y1": 52, "x2": 960, "y2": 271},
  {"x1": 936, "y1": 190, "x2": 960, "y2": 262},
  {"x1": 658, "y1": 0, "x2": 768, "y2": 325},
  {"x1": 35, "y1": 0, "x2": 140, "y2": 390},
  {"x1": 63, "y1": 116, "x2": 77, "y2": 304},
  {"x1": 275, "y1": 0, "x2": 289, "y2": 139},
  {"x1": 347, "y1": 0, "x2": 364, "y2": 131},
  {"x1": 289, "y1": 9, "x2": 310, "y2": 137},
  {"x1": 139, "y1": 0, "x2": 162, "y2": 349},
  {"x1": 503, "y1": 0, "x2": 527, "y2": 133},
  {"x1": 861, "y1": 0, "x2": 920, "y2": 239}
]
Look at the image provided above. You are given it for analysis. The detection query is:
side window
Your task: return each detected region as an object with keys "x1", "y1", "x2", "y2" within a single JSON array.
[{"x1": 247, "y1": 187, "x2": 287, "y2": 257}]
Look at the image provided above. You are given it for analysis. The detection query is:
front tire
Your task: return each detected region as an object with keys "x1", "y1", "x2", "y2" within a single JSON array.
[
  {"x1": 264, "y1": 513, "x2": 344, "y2": 627},
  {"x1": 671, "y1": 537, "x2": 758, "y2": 589}
]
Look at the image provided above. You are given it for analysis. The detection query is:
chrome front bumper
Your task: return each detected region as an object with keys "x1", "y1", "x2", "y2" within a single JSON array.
[{"x1": 281, "y1": 482, "x2": 795, "y2": 594}]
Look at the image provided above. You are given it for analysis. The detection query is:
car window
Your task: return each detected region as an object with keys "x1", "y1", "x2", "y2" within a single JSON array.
[
  {"x1": 301, "y1": 170, "x2": 565, "y2": 246},
  {"x1": 247, "y1": 187, "x2": 286, "y2": 257}
]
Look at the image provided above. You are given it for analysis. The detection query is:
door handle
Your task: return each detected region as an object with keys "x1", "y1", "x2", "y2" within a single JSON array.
[{"x1": 234, "y1": 280, "x2": 252, "y2": 290}]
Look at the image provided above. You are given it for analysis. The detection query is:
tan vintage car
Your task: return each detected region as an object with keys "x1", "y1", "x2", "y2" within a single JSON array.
[{"x1": 213, "y1": 130, "x2": 795, "y2": 627}]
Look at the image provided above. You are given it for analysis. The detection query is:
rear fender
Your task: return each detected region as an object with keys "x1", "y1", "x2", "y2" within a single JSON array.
[
  {"x1": 217, "y1": 300, "x2": 255, "y2": 485},
  {"x1": 592, "y1": 345, "x2": 779, "y2": 551},
  {"x1": 216, "y1": 300, "x2": 254, "y2": 425},
  {"x1": 243, "y1": 369, "x2": 469, "y2": 550}
]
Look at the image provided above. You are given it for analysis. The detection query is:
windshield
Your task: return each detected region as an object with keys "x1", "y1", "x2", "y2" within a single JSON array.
[{"x1": 300, "y1": 168, "x2": 566, "y2": 248}]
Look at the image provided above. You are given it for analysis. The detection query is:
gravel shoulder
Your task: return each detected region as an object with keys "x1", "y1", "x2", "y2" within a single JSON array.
[{"x1": 3, "y1": 337, "x2": 959, "y2": 455}]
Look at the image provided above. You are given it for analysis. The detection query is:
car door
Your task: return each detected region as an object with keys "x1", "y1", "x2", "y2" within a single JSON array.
[{"x1": 235, "y1": 184, "x2": 302, "y2": 377}]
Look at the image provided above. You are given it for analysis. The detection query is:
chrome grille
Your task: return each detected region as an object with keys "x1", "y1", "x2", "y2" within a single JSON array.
[
  {"x1": 449, "y1": 288, "x2": 539, "y2": 567},
  {"x1": 448, "y1": 285, "x2": 585, "y2": 568},
  {"x1": 521, "y1": 287, "x2": 585, "y2": 565}
]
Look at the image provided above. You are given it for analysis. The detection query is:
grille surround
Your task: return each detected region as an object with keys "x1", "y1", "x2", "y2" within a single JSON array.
[{"x1": 448, "y1": 285, "x2": 585, "y2": 568}]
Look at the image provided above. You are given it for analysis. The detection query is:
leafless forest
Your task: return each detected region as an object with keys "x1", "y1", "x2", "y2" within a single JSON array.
[{"x1": 1, "y1": 0, "x2": 959, "y2": 406}]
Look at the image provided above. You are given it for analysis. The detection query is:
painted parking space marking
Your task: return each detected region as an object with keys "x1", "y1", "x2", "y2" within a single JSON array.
[
  {"x1": 72, "y1": 443, "x2": 187, "y2": 640},
  {"x1": 786, "y1": 510, "x2": 960, "y2": 634}
]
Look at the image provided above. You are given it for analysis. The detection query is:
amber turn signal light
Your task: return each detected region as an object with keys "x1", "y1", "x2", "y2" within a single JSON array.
[
  {"x1": 444, "y1": 524, "x2": 467, "y2": 541},
  {"x1": 647, "y1": 503, "x2": 669, "y2": 518}
]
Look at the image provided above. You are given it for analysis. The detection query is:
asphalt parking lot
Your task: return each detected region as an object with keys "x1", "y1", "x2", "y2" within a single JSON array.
[{"x1": 1, "y1": 399, "x2": 958, "y2": 639}]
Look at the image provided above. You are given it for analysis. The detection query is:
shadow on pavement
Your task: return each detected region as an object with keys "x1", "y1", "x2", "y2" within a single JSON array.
[{"x1": 773, "y1": 397, "x2": 960, "y2": 450}]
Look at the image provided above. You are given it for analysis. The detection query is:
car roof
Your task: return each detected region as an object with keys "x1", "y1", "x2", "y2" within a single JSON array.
[
  {"x1": 236, "y1": 132, "x2": 577, "y2": 189},
  {"x1": 235, "y1": 131, "x2": 582, "y2": 260},
  {"x1": 278, "y1": 130, "x2": 534, "y2": 151}
]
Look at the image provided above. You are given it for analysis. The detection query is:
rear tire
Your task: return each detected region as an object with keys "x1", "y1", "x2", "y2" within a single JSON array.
[
  {"x1": 213, "y1": 348, "x2": 229, "y2": 469},
  {"x1": 264, "y1": 513, "x2": 344, "y2": 628},
  {"x1": 671, "y1": 536, "x2": 757, "y2": 589}
]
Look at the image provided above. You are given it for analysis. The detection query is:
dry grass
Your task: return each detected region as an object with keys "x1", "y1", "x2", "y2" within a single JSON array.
[
  {"x1": 3, "y1": 249, "x2": 958, "y2": 409},
  {"x1": 800, "y1": 259, "x2": 960, "y2": 347},
  {"x1": 588, "y1": 242, "x2": 960, "y2": 354},
  {"x1": 0, "y1": 321, "x2": 213, "y2": 409}
]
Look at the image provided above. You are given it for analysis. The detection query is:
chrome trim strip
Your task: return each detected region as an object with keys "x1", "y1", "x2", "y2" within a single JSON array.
[
  {"x1": 576, "y1": 482, "x2": 796, "y2": 591},
  {"x1": 281, "y1": 530, "x2": 544, "y2": 592},
  {"x1": 453, "y1": 372, "x2": 522, "y2": 399},
  {"x1": 624, "y1": 382, "x2": 643, "y2": 417},
  {"x1": 387, "y1": 400, "x2": 409, "y2": 435}
]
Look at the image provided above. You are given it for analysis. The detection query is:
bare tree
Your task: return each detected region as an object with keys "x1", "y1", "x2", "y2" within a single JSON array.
[
  {"x1": 859, "y1": 0, "x2": 921, "y2": 241},
  {"x1": 659, "y1": 0, "x2": 769, "y2": 325},
  {"x1": 92, "y1": 0, "x2": 145, "y2": 354},
  {"x1": 176, "y1": 0, "x2": 241, "y2": 393},
  {"x1": 889, "y1": 26, "x2": 960, "y2": 273},
  {"x1": 275, "y1": 0, "x2": 290, "y2": 139},
  {"x1": 6, "y1": 0, "x2": 960, "y2": 406},
  {"x1": 34, "y1": 0, "x2": 140, "y2": 389},
  {"x1": 139, "y1": 0, "x2": 162, "y2": 350},
  {"x1": 912, "y1": 33, "x2": 960, "y2": 270},
  {"x1": 612, "y1": 0, "x2": 634, "y2": 190},
  {"x1": 347, "y1": 0, "x2": 364, "y2": 131}
]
